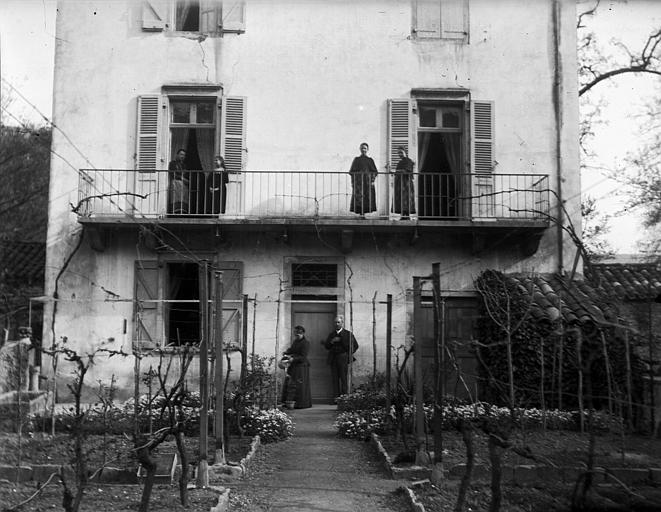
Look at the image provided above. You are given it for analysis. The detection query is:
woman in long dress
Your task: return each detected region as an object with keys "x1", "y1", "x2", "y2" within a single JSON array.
[
  {"x1": 393, "y1": 146, "x2": 416, "y2": 219},
  {"x1": 281, "y1": 325, "x2": 312, "y2": 409},
  {"x1": 349, "y1": 142, "x2": 378, "y2": 215},
  {"x1": 206, "y1": 155, "x2": 229, "y2": 214}
]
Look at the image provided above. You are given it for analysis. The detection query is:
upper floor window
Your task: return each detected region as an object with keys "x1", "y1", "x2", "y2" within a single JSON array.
[
  {"x1": 142, "y1": 0, "x2": 246, "y2": 35},
  {"x1": 413, "y1": 0, "x2": 468, "y2": 41},
  {"x1": 175, "y1": 0, "x2": 201, "y2": 31}
]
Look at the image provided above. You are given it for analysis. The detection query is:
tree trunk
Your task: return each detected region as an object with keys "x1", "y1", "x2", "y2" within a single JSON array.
[
  {"x1": 454, "y1": 420, "x2": 475, "y2": 512},
  {"x1": 488, "y1": 435, "x2": 503, "y2": 512},
  {"x1": 137, "y1": 446, "x2": 157, "y2": 512},
  {"x1": 174, "y1": 430, "x2": 189, "y2": 507}
]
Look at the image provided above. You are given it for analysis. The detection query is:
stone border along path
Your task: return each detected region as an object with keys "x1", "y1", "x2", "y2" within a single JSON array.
[{"x1": 221, "y1": 405, "x2": 410, "y2": 511}]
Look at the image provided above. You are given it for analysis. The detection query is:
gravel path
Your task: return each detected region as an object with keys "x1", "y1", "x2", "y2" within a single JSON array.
[{"x1": 227, "y1": 405, "x2": 410, "y2": 511}]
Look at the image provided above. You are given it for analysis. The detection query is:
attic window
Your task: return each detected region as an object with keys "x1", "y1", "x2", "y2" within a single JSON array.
[{"x1": 176, "y1": 0, "x2": 201, "y2": 31}]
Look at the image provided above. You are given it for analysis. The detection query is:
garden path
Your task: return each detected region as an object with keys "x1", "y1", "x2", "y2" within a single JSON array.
[{"x1": 225, "y1": 405, "x2": 409, "y2": 511}]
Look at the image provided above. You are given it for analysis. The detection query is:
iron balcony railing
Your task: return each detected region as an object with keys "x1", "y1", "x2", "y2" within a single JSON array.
[{"x1": 77, "y1": 169, "x2": 550, "y2": 222}]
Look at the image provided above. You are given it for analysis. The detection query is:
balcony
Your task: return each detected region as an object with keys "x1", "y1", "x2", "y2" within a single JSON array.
[{"x1": 76, "y1": 169, "x2": 550, "y2": 252}]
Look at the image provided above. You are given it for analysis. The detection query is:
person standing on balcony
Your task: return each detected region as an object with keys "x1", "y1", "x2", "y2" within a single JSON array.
[
  {"x1": 323, "y1": 315, "x2": 358, "y2": 402},
  {"x1": 280, "y1": 325, "x2": 312, "y2": 409},
  {"x1": 393, "y1": 146, "x2": 416, "y2": 220},
  {"x1": 206, "y1": 155, "x2": 229, "y2": 215},
  {"x1": 349, "y1": 142, "x2": 378, "y2": 216},
  {"x1": 168, "y1": 148, "x2": 189, "y2": 214}
]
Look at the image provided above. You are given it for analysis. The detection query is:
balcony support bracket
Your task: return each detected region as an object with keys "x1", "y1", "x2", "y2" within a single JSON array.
[
  {"x1": 85, "y1": 225, "x2": 106, "y2": 252},
  {"x1": 341, "y1": 229, "x2": 353, "y2": 254},
  {"x1": 141, "y1": 227, "x2": 162, "y2": 251},
  {"x1": 519, "y1": 232, "x2": 544, "y2": 258}
]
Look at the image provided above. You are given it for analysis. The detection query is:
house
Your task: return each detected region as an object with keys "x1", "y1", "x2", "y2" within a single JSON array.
[{"x1": 44, "y1": 0, "x2": 580, "y2": 402}]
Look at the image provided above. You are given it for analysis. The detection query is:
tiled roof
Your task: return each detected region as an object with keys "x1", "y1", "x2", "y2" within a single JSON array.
[
  {"x1": 586, "y1": 262, "x2": 661, "y2": 302},
  {"x1": 499, "y1": 272, "x2": 619, "y2": 327},
  {"x1": 0, "y1": 239, "x2": 46, "y2": 285}
]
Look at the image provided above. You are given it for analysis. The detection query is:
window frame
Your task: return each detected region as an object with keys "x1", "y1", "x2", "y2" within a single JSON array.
[
  {"x1": 132, "y1": 255, "x2": 244, "y2": 351},
  {"x1": 412, "y1": 0, "x2": 469, "y2": 42}
]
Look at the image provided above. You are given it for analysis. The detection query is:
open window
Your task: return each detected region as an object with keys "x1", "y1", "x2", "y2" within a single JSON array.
[
  {"x1": 387, "y1": 93, "x2": 494, "y2": 220},
  {"x1": 141, "y1": 1, "x2": 246, "y2": 34},
  {"x1": 174, "y1": 0, "x2": 245, "y2": 34},
  {"x1": 133, "y1": 259, "x2": 243, "y2": 350},
  {"x1": 416, "y1": 101, "x2": 465, "y2": 218},
  {"x1": 134, "y1": 89, "x2": 246, "y2": 216}
]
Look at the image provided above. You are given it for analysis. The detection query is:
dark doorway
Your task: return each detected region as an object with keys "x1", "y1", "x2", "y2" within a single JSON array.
[
  {"x1": 166, "y1": 262, "x2": 200, "y2": 345},
  {"x1": 418, "y1": 132, "x2": 462, "y2": 218}
]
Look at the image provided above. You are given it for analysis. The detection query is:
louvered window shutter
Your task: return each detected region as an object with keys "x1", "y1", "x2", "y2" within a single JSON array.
[
  {"x1": 136, "y1": 95, "x2": 161, "y2": 171},
  {"x1": 471, "y1": 101, "x2": 495, "y2": 218},
  {"x1": 142, "y1": 0, "x2": 168, "y2": 32},
  {"x1": 220, "y1": 1, "x2": 246, "y2": 33},
  {"x1": 414, "y1": 0, "x2": 441, "y2": 38},
  {"x1": 221, "y1": 96, "x2": 247, "y2": 174},
  {"x1": 471, "y1": 101, "x2": 494, "y2": 174},
  {"x1": 134, "y1": 260, "x2": 162, "y2": 351},
  {"x1": 135, "y1": 95, "x2": 163, "y2": 215},
  {"x1": 387, "y1": 99, "x2": 411, "y2": 170},
  {"x1": 441, "y1": 0, "x2": 467, "y2": 40}
]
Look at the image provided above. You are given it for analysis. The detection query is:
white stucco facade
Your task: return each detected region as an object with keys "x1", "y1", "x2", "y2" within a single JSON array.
[{"x1": 45, "y1": 0, "x2": 579, "y2": 400}]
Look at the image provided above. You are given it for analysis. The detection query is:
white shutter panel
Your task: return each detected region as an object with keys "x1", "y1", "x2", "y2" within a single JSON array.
[
  {"x1": 200, "y1": 0, "x2": 220, "y2": 34},
  {"x1": 221, "y1": 96, "x2": 247, "y2": 174},
  {"x1": 133, "y1": 260, "x2": 162, "y2": 351},
  {"x1": 142, "y1": 0, "x2": 168, "y2": 32},
  {"x1": 387, "y1": 99, "x2": 411, "y2": 171},
  {"x1": 471, "y1": 101, "x2": 495, "y2": 218},
  {"x1": 136, "y1": 95, "x2": 161, "y2": 171},
  {"x1": 221, "y1": 1, "x2": 246, "y2": 33},
  {"x1": 135, "y1": 95, "x2": 163, "y2": 216},
  {"x1": 471, "y1": 101, "x2": 494, "y2": 174},
  {"x1": 414, "y1": 0, "x2": 441, "y2": 38},
  {"x1": 441, "y1": 0, "x2": 467, "y2": 40}
]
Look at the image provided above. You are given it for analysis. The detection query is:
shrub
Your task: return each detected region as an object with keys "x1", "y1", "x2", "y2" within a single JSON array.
[
  {"x1": 240, "y1": 406, "x2": 294, "y2": 443},
  {"x1": 334, "y1": 400, "x2": 621, "y2": 438},
  {"x1": 334, "y1": 409, "x2": 392, "y2": 439},
  {"x1": 336, "y1": 388, "x2": 387, "y2": 412}
]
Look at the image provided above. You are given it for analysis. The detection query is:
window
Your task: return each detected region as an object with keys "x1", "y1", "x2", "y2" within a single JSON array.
[
  {"x1": 134, "y1": 89, "x2": 246, "y2": 216},
  {"x1": 416, "y1": 100, "x2": 464, "y2": 217},
  {"x1": 413, "y1": 0, "x2": 468, "y2": 41},
  {"x1": 175, "y1": 0, "x2": 201, "y2": 31},
  {"x1": 168, "y1": 98, "x2": 217, "y2": 214},
  {"x1": 387, "y1": 93, "x2": 494, "y2": 219},
  {"x1": 133, "y1": 260, "x2": 243, "y2": 349},
  {"x1": 292, "y1": 264, "x2": 338, "y2": 288},
  {"x1": 141, "y1": 0, "x2": 246, "y2": 34}
]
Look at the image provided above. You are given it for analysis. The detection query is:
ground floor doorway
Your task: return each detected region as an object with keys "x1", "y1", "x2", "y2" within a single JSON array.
[{"x1": 291, "y1": 297, "x2": 337, "y2": 404}]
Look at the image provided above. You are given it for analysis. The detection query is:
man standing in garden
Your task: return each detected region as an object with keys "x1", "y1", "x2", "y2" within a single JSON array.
[{"x1": 323, "y1": 315, "x2": 358, "y2": 403}]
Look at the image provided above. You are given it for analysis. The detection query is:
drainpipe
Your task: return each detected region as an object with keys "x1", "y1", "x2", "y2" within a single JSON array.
[{"x1": 552, "y1": 0, "x2": 564, "y2": 275}]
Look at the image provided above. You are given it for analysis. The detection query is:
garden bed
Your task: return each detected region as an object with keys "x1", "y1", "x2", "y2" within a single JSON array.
[
  {"x1": 0, "y1": 482, "x2": 223, "y2": 511},
  {"x1": 0, "y1": 433, "x2": 254, "y2": 469},
  {"x1": 0, "y1": 433, "x2": 254, "y2": 511},
  {"x1": 375, "y1": 431, "x2": 661, "y2": 511},
  {"x1": 377, "y1": 430, "x2": 661, "y2": 471}
]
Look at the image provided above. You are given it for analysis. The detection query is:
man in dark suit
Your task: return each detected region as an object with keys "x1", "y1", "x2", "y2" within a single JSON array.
[{"x1": 323, "y1": 315, "x2": 358, "y2": 401}]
